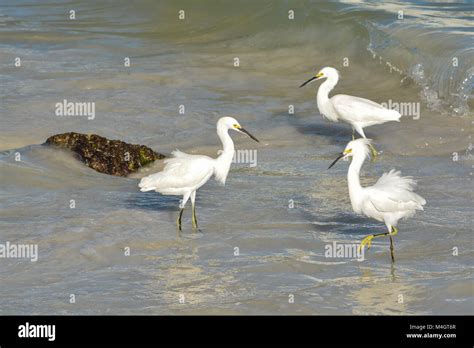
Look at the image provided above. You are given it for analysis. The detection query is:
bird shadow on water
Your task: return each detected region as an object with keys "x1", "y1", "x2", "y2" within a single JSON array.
[
  {"x1": 272, "y1": 111, "x2": 351, "y2": 146},
  {"x1": 300, "y1": 206, "x2": 401, "y2": 279},
  {"x1": 294, "y1": 122, "x2": 350, "y2": 145},
  {"x1": 121, "y1": 192, "x2": 210, "y2": 240},
  {"x1": 123, "y1": 192, "x2": 179, "y2": 212},
  {"x1": 304, "y1": 210, "x2": 385, "y2": 240}
]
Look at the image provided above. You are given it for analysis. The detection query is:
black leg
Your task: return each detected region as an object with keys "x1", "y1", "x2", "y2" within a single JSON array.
[
  {"x1": 389, "y1": 235, "x2": 395, "y2": 262},
  {"x1": 176, "y1": 208, "x2": 184, "y2": 231},
  {"x1": 192, "y1": 204, "x2": 198, "y2": 230}
]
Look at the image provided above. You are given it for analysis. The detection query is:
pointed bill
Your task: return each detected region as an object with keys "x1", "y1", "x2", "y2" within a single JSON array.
[
  {"x1": 328, "y1": 153, "x2": 345, "y2": 169},
  {"x1": 299, "y1": 76, "x2": 317, "y2": 88},
  {"x1": 239, "y1": 127, "x2": 259, "y2": 143}
]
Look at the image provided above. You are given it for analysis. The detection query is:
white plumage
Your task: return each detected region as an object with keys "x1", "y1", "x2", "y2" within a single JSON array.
[
  {"x1": 139, "y1": 116, "x2": 259, "y2": 231},
  {"x1": 328, "y1": 138, "x2": 426, "y2": 261},
  {"x1": 139, "y1": 150, "x2": 215, "y2": 195},
  {"x1": 300, "y1": 67, "x2": 401, "y2": 139}
]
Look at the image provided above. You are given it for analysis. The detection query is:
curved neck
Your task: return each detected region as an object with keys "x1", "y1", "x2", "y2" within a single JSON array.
[
  {"x1": 317, "y1": 76, "x2": 339, "y2": 121},
  {"x1": 217, "y1": 125, "x2": 234, "y2": 158},
  {"x1": 347, "y1": 153, "x2": 366, "y2": 213},
  {"x1": 347, "y1": 153, "x2": 365, "y2": 194},
  {"x1": 317, "y1": 76, "x2": 338, "y2": 101},
  {"x1": 214, "y1": 125, "x2": 235, "y2": 185}
]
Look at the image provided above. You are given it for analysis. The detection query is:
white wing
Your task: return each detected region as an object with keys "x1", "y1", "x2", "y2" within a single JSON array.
[
  {"x1": 331, "y1": 94, "x2": 401, "y2": 125},
  {"x1": 366, "y1": 170, "x2": 426, "y2": 213},
  {"x1": 139, "y1": 150, "x2": 215, "y2": 194}
]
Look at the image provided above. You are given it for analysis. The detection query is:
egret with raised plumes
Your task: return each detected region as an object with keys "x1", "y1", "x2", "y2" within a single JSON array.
[
  {"x1": 328, "y1": 138, "x2": 426, "y2": 262},
  {"x1": 300, "y1": 67, "x2": 401, "y2": 157},
  {"x1": 139, "y1": 116, "x2": 259, "y2": 231}
]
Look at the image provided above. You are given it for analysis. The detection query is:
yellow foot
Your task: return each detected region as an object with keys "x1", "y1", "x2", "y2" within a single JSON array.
[
  {"x1": 358, "y1": 235, "x2": 375, "y2": 253},
  {"x1": 369, "y1": 144, "x2": 378, "y2": 161}
]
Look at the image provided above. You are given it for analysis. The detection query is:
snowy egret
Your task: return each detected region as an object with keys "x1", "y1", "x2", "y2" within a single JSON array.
[
  {"x1": 300, "y1": 67, "x2": 401, "y2": 157},
  {"x1": 139, "y1": 117, "x2": 259, "y2": 231},
  {"x1": 328, "y1": 138, "x2": 426, "y2": 262}
]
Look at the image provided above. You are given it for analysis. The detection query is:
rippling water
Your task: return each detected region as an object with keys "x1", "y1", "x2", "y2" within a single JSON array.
[{"x1": 0, "y1": 0, "x2": 472, "y2": 314}]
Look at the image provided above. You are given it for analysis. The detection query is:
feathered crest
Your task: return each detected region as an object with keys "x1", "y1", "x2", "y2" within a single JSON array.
[{"x1": 347, "y1": 138, "x2": 372, "y2": 159}]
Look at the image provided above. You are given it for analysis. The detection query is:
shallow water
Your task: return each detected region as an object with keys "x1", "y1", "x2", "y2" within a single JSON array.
[{"x1": 0, "y1": 0, "x2": 473, "y2": 314}]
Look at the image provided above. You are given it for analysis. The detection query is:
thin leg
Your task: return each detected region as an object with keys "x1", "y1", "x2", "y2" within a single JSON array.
[
  {"x1": 389, "y1": 226, "x2": 398, "y2": 263},
  {"x1": 358, "y1": 226, "x2": 398, "y2": 262},
  {"x1": 389, "y1": 235, "x2": 395, "y2": 262},
  {"x1": 354, "y1": 126, "x2": 378, "y2": 160},
  {"x1": 190, "y1": 191, "x2": 198, "y2": 230},
  {"x1": 369, "y1": 143, "x2": 379, "y2": 160},
  {"x1": 354, "y1": 125, "x2": 366, "y2": 139},
  {"x1": 176, "y1": 208, "x2": 184, "y2": 231},
  {"x1": 352, "y1": 128, "x2": 355, "y2": 140},
  {"x1": 176, "y1": 192, "x2": 191, "y2": 231}
]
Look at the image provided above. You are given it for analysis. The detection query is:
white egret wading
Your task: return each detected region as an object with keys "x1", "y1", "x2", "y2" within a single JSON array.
[
  {"x1": 300, "y1": 67, "x2": 401, "y2": 157},
  {"x1": 328, "y1": 139, "x2": 426, "y2": 262},
  {"x1": 139, "y1": 117, "x2": 259, "y2": 231}
]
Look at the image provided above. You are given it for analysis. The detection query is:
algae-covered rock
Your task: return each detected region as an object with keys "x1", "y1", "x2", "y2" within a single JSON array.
[{"x1": 45, "y1": 132, "x2": 165, "y2": 176}]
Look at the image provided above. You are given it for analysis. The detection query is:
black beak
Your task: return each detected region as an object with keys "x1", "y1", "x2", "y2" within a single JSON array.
[
  {"x1": 240, "y1": 127, "x2": 259, "y2": 143},
  {"x1": 328, "y1": 153, "x2": 345, "y2": 169},
  {"x1": 299, "y1": 76, "x2": 317, "y2": 88}
]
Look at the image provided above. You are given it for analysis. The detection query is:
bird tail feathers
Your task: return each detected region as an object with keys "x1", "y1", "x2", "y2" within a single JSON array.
[
  {"x1": 375, "y1": 169, "x2": 426, "y2": 210},
  {"x1": 387, "y1": 109, "x2": 402, "y2": 121}
]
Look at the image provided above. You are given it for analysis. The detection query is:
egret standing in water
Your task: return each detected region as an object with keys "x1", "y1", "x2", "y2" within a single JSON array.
[
  {"x1": 328, "y1": 138, "x2": 426, "y2": 262},
  {"x1": 139, "y1": 117, "x2": 259, "y2": 231},
  {"x1": 300, "y1": 67, "x2": 401, "y2": 157}
]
